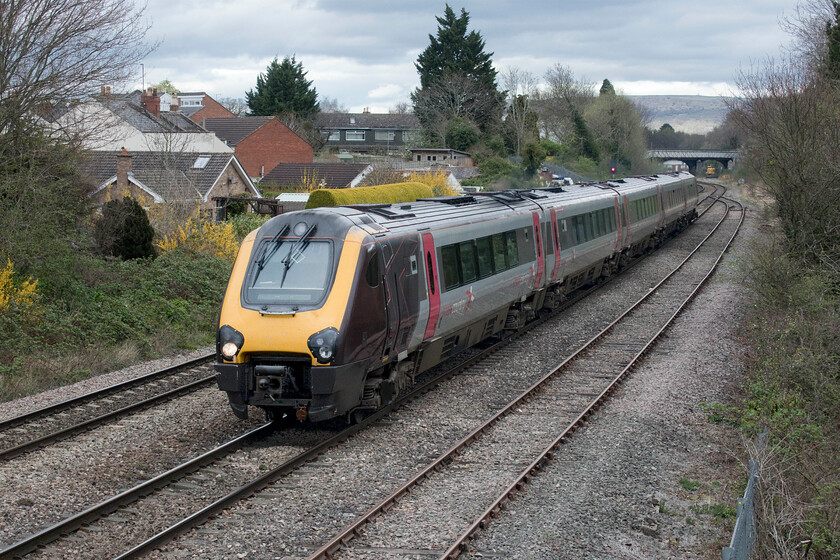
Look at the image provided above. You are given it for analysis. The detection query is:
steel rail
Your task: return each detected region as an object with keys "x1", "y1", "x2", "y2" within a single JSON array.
[
  {"x1": 0, "y1": 251, "x2": 612, "y2": 560},
  {"x1": 0, "y1": 353, "x2": 214, "y2": 433},
  {"x1": 108, "y1": 206, "x2": 703, "y2": 560},
  {"x1": 438, "y1": 197, "x2": 744, "y2": 558},
  {"x1": 306, "y1": 195, "x2": 738, "y2": 560},
  {"x1": 0, "y1": 422, "x2": 275, "y2": 560},
  {"x1": 2, "y1": 187, "x2": 720, "y2": 560},
  {"x1": 0, "y1": 374, "x2": 216, "y2": 461}
]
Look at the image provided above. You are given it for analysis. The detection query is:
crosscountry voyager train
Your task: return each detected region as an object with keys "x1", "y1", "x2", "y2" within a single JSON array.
[{"x1": 215, "y1": 172, "x2": 698, "y2": 423}]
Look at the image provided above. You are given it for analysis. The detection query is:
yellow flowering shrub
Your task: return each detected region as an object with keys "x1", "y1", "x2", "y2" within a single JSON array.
[
  {"x1": 155, "y1": 218, "x2": 239, "y2": 262},
  {"x1": 408, "y1": 169, "x2": 461, "y2": 197},
  {"x1": 0, "y1": 259, "x2": 39, "y2": 312}
]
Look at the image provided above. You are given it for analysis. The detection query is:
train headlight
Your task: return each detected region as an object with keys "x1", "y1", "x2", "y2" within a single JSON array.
[
  {"x1": 218, "y1": 325, "x2": 245, "y2": 361},
  {"x1": 307, "y1": 327, "x2": 338, "y2": 365}
]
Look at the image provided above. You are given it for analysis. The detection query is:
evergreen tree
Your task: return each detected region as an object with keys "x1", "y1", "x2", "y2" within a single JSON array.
[
  {"x1": 824, "y1": 1, "x2": 840, "y2": 81},
  {"x1": 571, "y1": 104, "x2": 600, "y2": 162},
  {"x1": 412, "y1": 5, "x2": 504, "y2": 141},
  {"x1": 246, "y1": 56, "x2": 320, "y2": 120},
  {"x1": 94, "y1": 197, "x2": 156, "y2": 260},
  {"x1": 599, "y1": 79, "x2": 616, "y2": 96}
]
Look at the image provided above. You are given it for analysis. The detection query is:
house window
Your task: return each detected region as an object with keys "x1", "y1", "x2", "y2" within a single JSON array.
[
  {"x1": 327, "y1": 131, "x2": 339, "y2": 141},
  {"x1": 403, "y1": 131, "x2": 419, "y2": 143},
  {"x1": 193, "y1": 155, "x2": 210, "y2": 169},
  {"x1": 350, "y1": 117, "x2": 356, "y2": 124},
  {"x1": 346, "y1": 130, "x2": 365, "y2": 141},
  {"x1": 374, "y1": 131, "x2": 395, "y2": 141}
]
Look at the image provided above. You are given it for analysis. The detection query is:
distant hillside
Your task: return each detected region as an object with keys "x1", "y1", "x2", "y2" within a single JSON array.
[{"x1": 630, "y1": 95, "x2": 732, "y2": 134}]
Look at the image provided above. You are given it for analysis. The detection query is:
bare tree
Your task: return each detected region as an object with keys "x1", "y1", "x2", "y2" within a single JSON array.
[
  {"x1": 532, "y1": 64, "x2": 594, "y2": 143},
  {"x1": 413, "y1": 70, "x2": 501, "y2": 145},
  {"x1": 389, "y1": 101, "x2": 413, "y2": 114},
  {"x1": 732, "y1": 56, "x2": 840, "y2": 272},
  {"x1": 501, "y1": 66, "x2": 538, "y2": 155},
  {"x1": 0, "y1": 0, "x2": 153, "y2": 148},
  {"x1": 780, "y1": 0, "x2": 836, "y2": 72},
  {"x1": 584, "y1": 92, "x2": 652, "y2": 174},
  {"x1": 319, "y1": 96, "x2": 347, "y2": 113},
  {"x1": 217, "y1": 97, "x2": 248, "y2": 116}
]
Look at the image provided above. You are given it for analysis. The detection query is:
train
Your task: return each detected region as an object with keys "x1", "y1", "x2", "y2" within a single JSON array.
[{"x1": 215, "y1": 171, "x2": 699, "y2": 424}]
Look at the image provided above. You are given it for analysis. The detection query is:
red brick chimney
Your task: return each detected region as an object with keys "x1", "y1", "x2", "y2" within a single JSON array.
[
  {"x1": 116, "y1": 147, "x2": 132, "y2": 189},
  {"x1": 140, "y1": 87, "x2": 160, "y2": 118}
]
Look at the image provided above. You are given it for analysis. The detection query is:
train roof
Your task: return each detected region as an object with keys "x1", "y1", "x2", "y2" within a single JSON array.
[
  {"x1": 336, "y1": 172, "x2": 693, "y2": 232},
  {"x1": 262, "y1": 172, "x2": 695, "y2": 239}
]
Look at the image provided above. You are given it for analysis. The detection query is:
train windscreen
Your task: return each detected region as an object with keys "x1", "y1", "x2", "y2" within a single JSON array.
[{"x1": 244, "y1": 240, "x2": 333, "y2": 305}]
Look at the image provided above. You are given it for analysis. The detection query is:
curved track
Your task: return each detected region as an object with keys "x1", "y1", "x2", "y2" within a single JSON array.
[
  {"x1": 0, "y1": 184, "x2": 727, "y2": 560},
  {"x1": 308, "y1": 189, "x2": 742, "y2": 560}
]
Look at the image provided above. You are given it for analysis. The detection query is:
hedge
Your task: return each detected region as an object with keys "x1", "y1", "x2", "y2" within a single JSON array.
[{"x1": 305, "y1": 182, "x2": 434, "y2": 209}]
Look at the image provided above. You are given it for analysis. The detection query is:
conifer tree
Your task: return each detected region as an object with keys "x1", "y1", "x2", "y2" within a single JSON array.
[
  {"x1": 824, "y1": 1, "x2": 840, "y2": 81},
  {"x1": 246, "y1": 56, "x2": 320, "y2": 120},
  {"x1": 412, "y1": 5, "x2": 504, "y2": 141}
]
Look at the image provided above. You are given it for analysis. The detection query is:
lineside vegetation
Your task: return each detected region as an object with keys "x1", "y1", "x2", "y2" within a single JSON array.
[{"x1": 719, "y1": 1, "x2": 840, "y2": 556}]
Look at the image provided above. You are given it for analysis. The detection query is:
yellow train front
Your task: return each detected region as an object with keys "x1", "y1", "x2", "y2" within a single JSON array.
[{"x1": 215, "y1": 209, "x2": 388, "y2": 423}]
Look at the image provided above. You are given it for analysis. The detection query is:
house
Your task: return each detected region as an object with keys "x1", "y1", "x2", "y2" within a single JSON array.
[
  {"x1": 409, "y1": 148, "x2": 473, "y2": 167},
  {"x1": 261, "y1": 163, "x2": 373, "y2": 190},
  {"x1": 178, "y1": 92, "x2": 236, "y2": 124},
  {"x1": 49, "y1": 89, "x2": 231, "y2": 153},
  {"x1": 82, "y1": 148, "x2": 259, "y2": 219},
  {"x1": 203, "y1": 116, "x2": 314, "y2": 179},
  {"x1": 316, "y1": 112, "x2": 421, "y2": 153}
]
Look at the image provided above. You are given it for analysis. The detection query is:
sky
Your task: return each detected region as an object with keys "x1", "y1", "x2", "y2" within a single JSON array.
[{"x1": 136, "y1": 0, "x2": 800, "y2": 113}]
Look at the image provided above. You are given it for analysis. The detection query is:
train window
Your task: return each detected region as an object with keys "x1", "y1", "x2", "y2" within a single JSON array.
[
  {"x1": 584, "y1": 214, "x2": 594, "y2": 242},
  {"x1": 476, "y1": 236, "x2": 494, "y2": 277},
  {"x1": 574, "y1": 216, "x2": 585, "y2": 245},
  {"x1": 459, "y1": 241, "x2": 478, "y2": 283},
  {"x1": 245, "y1": 241, "x2": 333, "y2": 306},
  {"x1": 441, "y1": 245, "x2": 460, "y2": 291},
  {"x1": 609, "y1": 209, "x2": 617, "y2": 232},
  {"x1": 365, "y1": 251, "x2": 380, "y2": 288},
  {"x1": 507, "y1": 230, "x2": 519, "y2": 267},
  {"x1": 492, "y1": 233, "x2": 507, "y2": 271},
  {"x1": 597, "y1": 210, "x2": 606, "y2": 237}
]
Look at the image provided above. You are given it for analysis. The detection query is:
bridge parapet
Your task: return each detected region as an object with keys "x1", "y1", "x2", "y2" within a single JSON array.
[{"x1": 648, "y1": 149, "x2": 739, "y2": 173}]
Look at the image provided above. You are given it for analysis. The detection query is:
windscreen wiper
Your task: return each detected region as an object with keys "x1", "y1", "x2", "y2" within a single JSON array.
[
  {"x1": 251, "y1": 224, "x2": 289, "y2": 286},
  {"x1": 280, "y1": 223, "x2": 317, "y2": 287}
]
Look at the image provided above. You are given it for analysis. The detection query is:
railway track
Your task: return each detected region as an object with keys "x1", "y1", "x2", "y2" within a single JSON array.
[
  {"x1": 310, "y1": 192, "x2": 742, "y2": 560},
  {"x1": 0, "y1": 184, "x2": 728, "y2": 560},
  {"x1": 0, "y1": 354, "x2": 214, "y2": 461}
]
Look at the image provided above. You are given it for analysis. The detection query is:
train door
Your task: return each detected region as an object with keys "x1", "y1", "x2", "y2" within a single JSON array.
[
  {"x1": 549, "y1": 208, "x2": 561, "y2": 282},
  {"x1": 612, "y1": 197, "x2": 623, "y2": 252},
  {"x1": 421, "y1": 232, "x2": 440, "y2": 341},
  {"x1": 383, "y1": 235, "x2": 421, "y2": 354},
  {"x1": 622, "y1": 195, "x2": 631, "y2": 246},
  {"x1": 377, "y1": 240, "x2": 399, "y2": 360},
  {"x1": 531, "y1": 212, "x2": 544, "y2": 289}
]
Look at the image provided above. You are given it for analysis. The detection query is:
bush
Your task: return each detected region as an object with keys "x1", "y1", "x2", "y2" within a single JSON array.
[
  {"x1": 0, "y1": 250, "x2": 233, "y2": 399},
  {"x1": 407, "y1": 169, "x2": 460, "y2": 197},
  {"x1": 306, "y1": 182, "x2": 434, "y2": 208},
  {"x1": 155, "y1": 217, "x2": 240, "y2": 262},
  {"x1": 736, "y1": 237, "x2": 840, "y2": 557},
  {"x1": 444, "y1": 117, "x2": 480, "y2": 152},
  {"x1": 94, "y1": 197, "x2": 156, "y2": 260}
]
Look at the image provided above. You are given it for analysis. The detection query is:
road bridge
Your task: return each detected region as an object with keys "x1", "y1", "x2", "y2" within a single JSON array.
[{"x1": 647, "y1": 149, "x2": 739, "y2": 173}]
